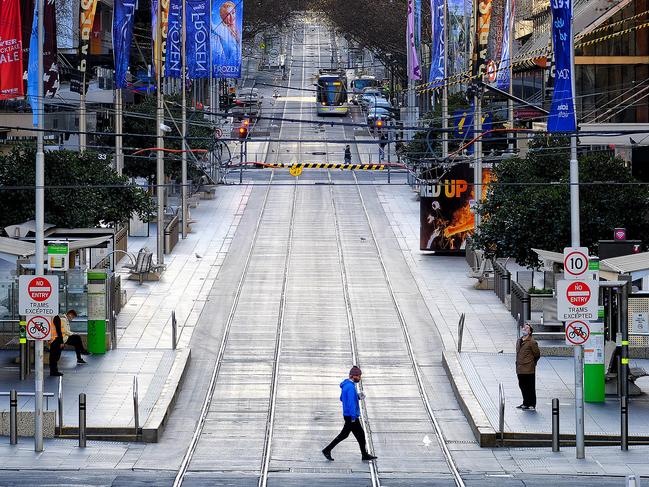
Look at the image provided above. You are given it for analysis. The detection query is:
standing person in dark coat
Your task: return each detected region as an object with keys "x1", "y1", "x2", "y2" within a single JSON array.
[
  {"x1": 322, "y1": 366, "x2": 377, "y2": 462},
  {"x1": 516, "y1": 323, "x2": 541, "y2": 410}
]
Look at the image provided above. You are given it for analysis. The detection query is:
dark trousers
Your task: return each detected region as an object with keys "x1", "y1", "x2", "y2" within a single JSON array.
[
  {"x1": 324, "y1": 416, "x2": 368, "y2": 455},
  {"x1": 518, "y1": 373, "x2": 536, "y2": 407},
  {"x1": 49, "y1": 336, "x2": 85, "y2": 373}
]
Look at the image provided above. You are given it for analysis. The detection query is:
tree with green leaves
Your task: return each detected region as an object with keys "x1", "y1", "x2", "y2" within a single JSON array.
[
  {"x1": 473, "y1": 135, "x2": 649, "y2": 268},
  {"x1": 0, "y1": 146, "x2": 154, "y2": 230}
]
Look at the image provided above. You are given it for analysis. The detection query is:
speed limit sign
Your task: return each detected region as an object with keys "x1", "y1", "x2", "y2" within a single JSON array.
[{"x1": 564, "y1": 247, "x2": 589, "y2": 280}]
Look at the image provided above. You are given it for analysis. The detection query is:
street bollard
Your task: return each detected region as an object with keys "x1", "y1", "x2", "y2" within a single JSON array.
[
  {"x1": 457, "y1": 313, "x2": 466, "y2": 353},
  {"x1": 621, "y1": 394, "x2": 629, "y2": 451},
  {"x1": 9, "y1": 390, "x2": 17, "y2": 445},
  {"x1": 57, "y1": 376, "x2": 63, "y2": 436},
  {"x1": 171, "y1": 311, "x2": 177, "y2": 350},
  {"x1": 552, "y1": 398, "x2": 560, "y2": 452},
  {"x1": 498, "y1": 383, "x2": 505, "y2": 446},
  {"x1": 627, "y1": 475, "x2": 640, "y2": 487},
  {"x1": 133, "y1": 376, "x2": 139, "y2": 437},
  {"x1": 78, "y1": 393, "x2": 86, "y2": 448}
]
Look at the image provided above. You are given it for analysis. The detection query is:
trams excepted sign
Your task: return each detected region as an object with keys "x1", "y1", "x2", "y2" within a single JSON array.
[
  {"x1": 563, "y1": 247, "x2": 589, "y2": 280},
  {"x1": 26, "y1": 315, "x2": 52, "y2": 341},
  {"x1": 18, "y1": 275, "x2": 59, "y2": 317},
  {"x1": 565, "y1": 320, "x2": 590, "y2": 346},
  {"x1": 557, "y1": 279, "x2": 598, "y2": 321}
]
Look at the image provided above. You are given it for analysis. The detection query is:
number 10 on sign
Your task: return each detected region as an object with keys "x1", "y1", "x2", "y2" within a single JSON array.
[{"x1": 564, "y1": 247, "x2": 589, "y2": 280}]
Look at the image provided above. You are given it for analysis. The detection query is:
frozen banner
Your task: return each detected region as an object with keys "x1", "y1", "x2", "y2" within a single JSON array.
[
  {"x1": 548, "y1": 0, "x2": 576, "y2": 132},
  {"x1": 0, "y1": 0, "x2": 24, "y2": 100},
  {"x1": 165, "y1": 0, "x2": 182, "y2": 78},
  {"x1": 407, "y1": 0, "x2": 421, "y2": 80},
  {"x1": 495, "y1": 0, "x2": 513, "y2": 90},
  {"x1": 472, "y1": 0, "x2": 492, "y2": 77},
  {"x1": 75, "y1": 0, "x2": 98, "y2": 95},
  {"x1": 113, "y1": 0, "x2": 137, "y2": 88},
  {"x1": 186, "y1": 0, "x2": 209, "y2": 79},
  {"x1": 429, "y1": 0, "x2": 444, "y2": 84},
  {"x1": 211, "y1": 0, "x2": 243, "y2": 78}
]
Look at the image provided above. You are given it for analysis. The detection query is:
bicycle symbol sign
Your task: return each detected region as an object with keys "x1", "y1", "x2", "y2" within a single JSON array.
[
  {"x1": 26, "y1": 315, "x2": 51, "y2": 341},
  {"x1": 565, "y1": 320, "x2": 590, "y2": 346}
]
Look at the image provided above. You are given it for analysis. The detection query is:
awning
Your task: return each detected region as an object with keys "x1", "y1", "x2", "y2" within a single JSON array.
[
  {"x1": 600, "y1": 252, "x2": 649, "y2": 281},
  {"x1": 532, "y1": 248, "x2": 563, "y2": 266},
  {"x1": 0, "y1": 236, "x2": 35, "y2": 257},
  {"x1": 4, "y1": 220, "x2": 55, "y2": 238}
]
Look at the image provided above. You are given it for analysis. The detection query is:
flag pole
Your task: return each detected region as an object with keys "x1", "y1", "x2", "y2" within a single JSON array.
[
  {"x1": 156, "y1": 0, "x2": 165, "y2": 265},
  {"x1": 507, "y1": 0, "x2": 515, "y2": 153},
  {"x1": 181, "y1": 0, "x2": 188, "y2": 238},
  {"x1": 34, "y1": 0, "x2": 45, "y2": 453}
]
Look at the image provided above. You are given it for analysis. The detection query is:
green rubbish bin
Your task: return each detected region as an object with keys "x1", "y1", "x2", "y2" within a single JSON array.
[{"x1": 87, "y1": 271, "x2": 107, "y2": 354}]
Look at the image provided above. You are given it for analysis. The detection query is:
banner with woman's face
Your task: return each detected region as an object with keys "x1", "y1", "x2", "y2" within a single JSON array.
[{"x1": 211, "y1": 0, "x2": 243, "y2": 79}]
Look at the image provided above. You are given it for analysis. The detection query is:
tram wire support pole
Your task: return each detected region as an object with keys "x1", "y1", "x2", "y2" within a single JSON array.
[
  {"x1": 620, "y1": 274, "x2": 631, "y2": 450},
  {"x1": 156, "y1": 0, "x2": 165, "y2": 266},
  {"x1": 34, "y1": 0, "x2": 45, "y2": 453},
  {"x1": 181, "y1": 0, "x2": 188, "y2": 239}
]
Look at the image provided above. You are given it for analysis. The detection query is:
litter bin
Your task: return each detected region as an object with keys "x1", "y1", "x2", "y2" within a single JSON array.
[{"x1": 87, "y1": 271, "x2": 107, "y2": 354}]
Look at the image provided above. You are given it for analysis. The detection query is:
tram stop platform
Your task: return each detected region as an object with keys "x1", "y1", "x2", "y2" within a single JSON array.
[
  {"x1": 444, "y1": 350, "x2": 649, "y2": 447},
  {"x1": 0, "y1": 347, "x2": 189, "y2": 442}
]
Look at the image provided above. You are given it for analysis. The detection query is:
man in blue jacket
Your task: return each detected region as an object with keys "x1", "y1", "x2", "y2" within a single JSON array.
[{"x1": 322, "y1": 366, "x2": 377, "y2": 462}]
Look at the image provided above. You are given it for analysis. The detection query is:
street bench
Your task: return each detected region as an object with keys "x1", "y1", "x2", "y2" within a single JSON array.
[{"x1": 124, "y1": 248, "x2": 165, "y2": 283}]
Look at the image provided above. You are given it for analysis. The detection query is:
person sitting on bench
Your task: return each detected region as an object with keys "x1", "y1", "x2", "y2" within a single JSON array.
[{"x1": 49, "y1": 309, "x2": 90, "y2": 377}]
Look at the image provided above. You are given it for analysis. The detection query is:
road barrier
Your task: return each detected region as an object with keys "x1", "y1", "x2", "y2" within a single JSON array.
[
  {"x1": 510, "y1": 282, "x2": 531, "y2": 327},
  {"x1": 493, "y1": 261, "x2": 511, "y2": 303},
  {"x1": 264, "y1": 162, "x2": 388, "y2": 170}
]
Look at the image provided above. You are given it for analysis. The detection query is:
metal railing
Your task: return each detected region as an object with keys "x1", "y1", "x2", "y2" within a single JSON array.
[
  {"x1": 493, "y1": 261, "x2": 511, "y2": 303},
  {"x1": 498, "y1": 383, "x2": 505, "y2": 446},
  {"x1": 510, "y1": 281, "x2": 531, "y2": 327},
  {"x1": 0, "y1": 391, "x2": 54, "y2": 409}
]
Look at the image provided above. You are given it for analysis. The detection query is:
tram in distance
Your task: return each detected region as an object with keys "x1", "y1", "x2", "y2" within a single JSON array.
[{"x1": 314, "y1": 70, "x2": 349, "y2": 116}]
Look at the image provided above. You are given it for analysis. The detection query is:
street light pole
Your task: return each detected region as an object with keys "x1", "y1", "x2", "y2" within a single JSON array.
[
  {"x1": 34, "y1": 0, "x2": 45, "y2": 453},
  {"x1": 156, "y1": 0, "x2": 165, "y2": 264},
  {"x1": 441, "y1": 0, "x2": 448, "y2": 158},
  {"x1": 181, "y1": 0, "x2": 188, "y2": 238}
]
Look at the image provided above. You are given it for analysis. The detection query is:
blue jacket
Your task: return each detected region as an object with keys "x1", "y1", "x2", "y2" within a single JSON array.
[{"x1": 340, "y1": 379, "x2": 360, "y2": 420}]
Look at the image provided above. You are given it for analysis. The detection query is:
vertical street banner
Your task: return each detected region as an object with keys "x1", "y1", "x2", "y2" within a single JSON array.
[
  {"x1": 27, "y1": 4, "x2": 38, "y2": 125},
  {"x1": 152, "y1": 0, "x2": 170, "y2": 77},
  {"x1": 472, "y1": 0, "x2": 492, "y2": 78},
  {"x1": 73, "y1": 0, "x2": 98, "y2": 95},
  {"x1": 447, "y1": 0, "x2": 470, "y2": 79},
  {"x1": 211, "y1": 0, "x2": 243, "y2": 78},
  {"x1": 113, "y1": 0, "x2": 137, "y2": 88},
  {"x1": 548, "y1": 0, "x2": 576, "y2": 132},
  {"x1": 43, "y1": 0, "x2": 59, "y2": 97},
  {"x1": 429, "y1": 0, "x2": 445, "y2": 85},
  {"x1": 415, "y1": 0, "x2": 422, "y2": 48},
  {"x1": 495, "y1": 0, "x2": 513, "y2": 90},
  {"x1": 0, "y1": 0, "x2": 24, "y2": 100},
  {"x1": 165, "y1": 0, "x2": 182, "y2": 78},
  {"x1": 407, "y1": 0, "x2": 421, "y2": 80},
  {"x1": 186, "y1": 0, "x2": 209, "y2": 78}
]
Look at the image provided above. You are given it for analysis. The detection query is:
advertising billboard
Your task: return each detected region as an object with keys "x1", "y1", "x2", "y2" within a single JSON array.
[{"x1": 420, "y1": 165, "x2": 492, "y2": 252}]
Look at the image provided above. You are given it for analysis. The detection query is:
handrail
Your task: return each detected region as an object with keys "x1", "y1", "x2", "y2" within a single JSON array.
[
  {"x1": 93, "y1": 249, "x2": 136, "y2": 269},
  {"x1": 498, "y1": 383, "x2": 505, "y2": 446},
  {"x1": 1, "y1": 391, "x2": 54, "y2": 410}
]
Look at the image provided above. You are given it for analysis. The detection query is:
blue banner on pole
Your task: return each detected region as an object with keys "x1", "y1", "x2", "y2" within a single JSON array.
[
  {"x1": 415, "y1": 0, "x2": 422, "y2": 48},
  {"x1": 187, "y1": 0, "x2": 210, "y2": 79},
  {"x1": 429, "y1": 0, "x2": 444, "y2": 85},
  {"x1": 548, "y1": 0, "x2": 576, "y2": 132},
  {"x1": 166, "y1": 0, "x2": 182, "y2": 78},
  {"x1": 113, "y1": 0, "x2": 137, "y2": 89},
  {"x1": 495, "y1": 0, "x2": 513, "y2": 90},
  {"x1": 211, "y1": 0, "x2": 243, "y2": 79},
  {"x1": 27, "y1": 5, "x2": 38, "y2": 127}
]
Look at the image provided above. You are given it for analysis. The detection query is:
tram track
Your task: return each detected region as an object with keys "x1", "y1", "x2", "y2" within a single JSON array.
[{"x1": 172, "y1": 173, "x2": 298, "y2": 487}]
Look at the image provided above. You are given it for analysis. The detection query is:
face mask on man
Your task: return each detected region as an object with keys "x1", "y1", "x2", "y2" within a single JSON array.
[{"x1": 521, "y1": 329, "x2": 529, "y2": 337}]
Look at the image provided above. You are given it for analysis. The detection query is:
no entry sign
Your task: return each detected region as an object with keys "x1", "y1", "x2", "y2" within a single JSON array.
[
  {"x1": 565, "y1": 320, "x2": 590, "y2": 346},
  {"x1": 26, "y1": 315, "x2": 52, "y2": 341},
  {"x1": 19, "y1": 275, "x2": 59, "y2": 316},
  {"x1": 557, "y1": 279, "x2": 599, "y2": 321}
]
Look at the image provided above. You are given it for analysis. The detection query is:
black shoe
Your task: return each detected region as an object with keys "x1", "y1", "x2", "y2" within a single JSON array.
[
  {"x1": 322, "y1": 449, "x2": 334, "y2": 461},
  {"x1": 516, "y1": 404, "x2": 524, "y2": 409},
  {"x1": 362, "y1": 454, "x2": 377, "y2": 461},
  {"x1": 50, "y1": 371, "x2": 63, "y2": 377},
  {"x1": 77, "y1": 358, "x2": 87, "y2": 364},
  {"x1": 526, "y1": 406, "x2": 536, "y2": 411}
]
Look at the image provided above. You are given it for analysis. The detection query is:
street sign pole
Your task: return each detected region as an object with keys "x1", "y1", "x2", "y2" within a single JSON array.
[{"x1": 35, "y1": 0, "x2": 45, "y2": 453}]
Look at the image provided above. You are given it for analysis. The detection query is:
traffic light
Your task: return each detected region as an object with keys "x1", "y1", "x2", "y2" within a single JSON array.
[
  {"x1": 376, "y1": 119, "x2": 384, "y2": 128},
  {"x1": 242, "y1": 118, "x2": 250, "y2": 127},
  {"x1": 238, "y1": 125, "x2": 248, "y2": 138}
]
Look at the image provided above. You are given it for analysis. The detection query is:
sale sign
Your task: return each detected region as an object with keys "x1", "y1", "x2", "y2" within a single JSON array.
[{"x1": 0, "y1": 0, "x2": 24, "y2": 100}]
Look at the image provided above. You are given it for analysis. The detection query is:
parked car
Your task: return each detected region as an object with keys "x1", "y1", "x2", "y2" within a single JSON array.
[
  {"x1": 358, "y1": 89, "x2": 384, "y2": 109},
  {"x1": 230, "y1": 91, "x2": 262, "y2": 120}
]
